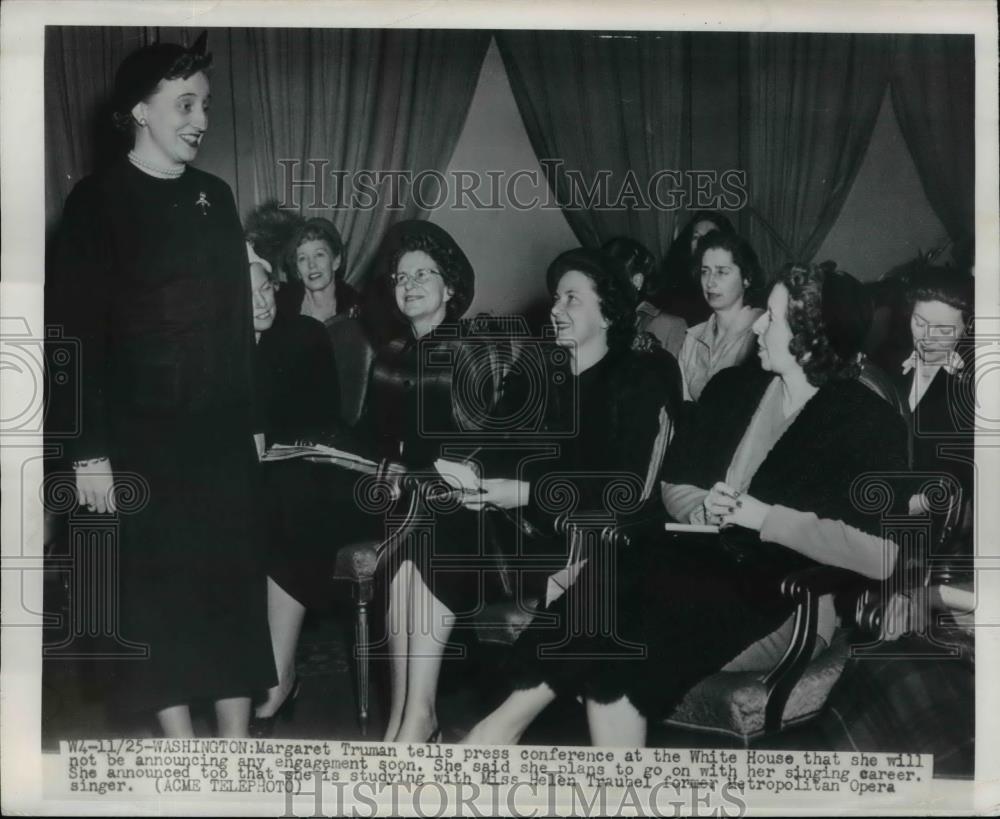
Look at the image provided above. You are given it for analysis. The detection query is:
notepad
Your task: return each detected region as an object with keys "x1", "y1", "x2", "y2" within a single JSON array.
[
  {"x1": 663, "y1": 522, "x2": 720, "y2": 534},
  {"x1": 434, "y1": 458, "x2": 482, "y2": 493}
]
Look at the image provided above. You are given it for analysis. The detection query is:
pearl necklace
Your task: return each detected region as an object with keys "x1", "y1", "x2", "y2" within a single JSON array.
[{"x1": 128, "y1": 151, "x2": 185, "y2": 178}]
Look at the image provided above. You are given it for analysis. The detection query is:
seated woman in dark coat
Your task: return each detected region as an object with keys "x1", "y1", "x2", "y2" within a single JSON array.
[
  {"x1": 894, "y1": 265, "x2": 974, "y2": 523},
  {"x1": 274, "y1": 215, "x2": 357, "y2": 323},
  {"x1": 250, "y1": 257, "x2": 341, "y2": 445},
  {"x1": 247, "y1": 207, "x2": 373, "y2": 429},
  {"x1": 460, "y1": 248, "x2": 680, "y2": 746},
  {"x1": 386, "y1": 245, "x2": 679, "y2": 743},
  {"x1": 248, "y1": 257, "x2": 341, "y2": 726},
  {"x1": 602, "y1": 236, "x2": 686, "y2": 358},
  {"x1": 464, "y1": 263, "x2": 907, "y2": 746},
  {"x1": 256, "y1": 220, "x2": 502, "y2": 738}
]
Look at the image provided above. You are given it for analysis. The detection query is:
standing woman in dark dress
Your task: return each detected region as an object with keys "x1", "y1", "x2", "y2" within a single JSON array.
[{"x1": 47, "y1": 36, "x2": 275, "y2": 736}]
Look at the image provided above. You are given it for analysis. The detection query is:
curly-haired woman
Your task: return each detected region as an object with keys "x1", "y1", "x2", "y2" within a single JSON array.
[{"x1": 465, "y1": 263, "x2": 907, "y2": 746}]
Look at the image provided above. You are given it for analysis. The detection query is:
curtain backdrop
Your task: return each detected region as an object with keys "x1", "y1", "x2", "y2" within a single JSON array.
[
  {"x1": 496, "y1": 30, "x2": 690, "y2": 261},
  {"x1": 241, "y1": 28, "x2": 490, "y2": 284},
  {"x1": 737, "y1": 33, "x2": 893, "y2": 275},
  {"x1": 890, "y1": 34, "x2": 975, "y2": 251}
]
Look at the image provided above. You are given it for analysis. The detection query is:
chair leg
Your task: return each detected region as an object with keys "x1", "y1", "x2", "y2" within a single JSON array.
[{"x1": 355, "y1": 578, "x2": 374, "y2": 737}]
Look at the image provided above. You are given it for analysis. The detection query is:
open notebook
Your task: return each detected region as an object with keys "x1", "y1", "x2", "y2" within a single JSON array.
[{"x1": 262, "y1": 442, "x2": 378, "y2": 471}]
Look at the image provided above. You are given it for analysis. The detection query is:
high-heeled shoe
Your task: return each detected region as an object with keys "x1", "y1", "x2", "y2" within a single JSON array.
[{"x1": 249, "y1": 680, "x2": 301, "y2": 739}]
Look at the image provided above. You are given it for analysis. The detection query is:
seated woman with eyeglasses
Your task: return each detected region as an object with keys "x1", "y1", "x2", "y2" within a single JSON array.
[
  {"x1": 257, "y1": 220, "x2": 508, "y2": 740},
  {"x1": 465, "y1": 263, "x2": 907, "y2": 746},
  {"x1": 380, "y1": 241, "x2": 678, "y2": 744}
]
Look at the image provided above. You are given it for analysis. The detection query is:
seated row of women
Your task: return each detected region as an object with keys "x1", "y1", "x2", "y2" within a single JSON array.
[
  {"x1": 248, "y1": 209, "x2": 974, "y2": 745},
  {"x1": 49, "y1": 39, "x2": 971, "y2": 743}
]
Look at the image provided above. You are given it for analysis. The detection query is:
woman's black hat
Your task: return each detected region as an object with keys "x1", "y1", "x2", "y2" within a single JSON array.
[{"x1": 112, "y1": 31, "x2": 209, "y2": 116}]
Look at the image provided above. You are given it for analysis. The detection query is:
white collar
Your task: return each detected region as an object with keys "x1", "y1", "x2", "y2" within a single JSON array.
[{"x1": 901, "y1": 349, "x2": 965, "y2": 376}]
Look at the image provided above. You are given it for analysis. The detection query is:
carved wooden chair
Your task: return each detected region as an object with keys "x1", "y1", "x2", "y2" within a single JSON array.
[{"x1": 473, "y1": 470, "x2": 966, "y2": 747}]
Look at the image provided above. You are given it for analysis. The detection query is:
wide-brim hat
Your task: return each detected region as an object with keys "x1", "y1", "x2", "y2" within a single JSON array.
[{"x1": 113, "y1": 31, "x2": 209, "y2": 117}]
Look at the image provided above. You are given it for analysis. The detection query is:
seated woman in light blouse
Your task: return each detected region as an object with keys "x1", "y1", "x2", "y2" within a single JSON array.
[{"x1": 677, "y1": 230, "x2": 767, "y2": 401}]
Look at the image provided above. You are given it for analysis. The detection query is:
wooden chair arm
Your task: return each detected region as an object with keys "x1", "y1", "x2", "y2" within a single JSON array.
[
  {"x1": 779, "y1": 566, "x2": 866, "y2": 601},
  {"x1": 762, "y1": 565, "x2": 874, "y2": 733}
]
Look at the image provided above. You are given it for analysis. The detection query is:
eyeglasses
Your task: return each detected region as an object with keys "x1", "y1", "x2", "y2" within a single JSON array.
[{"x1": 390, "y1": 268, "x2": 441, "y2": 287}]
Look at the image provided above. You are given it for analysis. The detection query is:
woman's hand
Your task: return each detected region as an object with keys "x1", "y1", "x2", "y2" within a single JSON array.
[
  {"x1": 702, "y1": 482, "x2": 741, "y2": 526},
  {"x1": 720, "y1": 492, "x2": 771, "y2": 532},
  {"x1": 908, "y1": 492, "x2": 930, "y2": 516},
  {"x1": 75, "y1": 458, "x2": 116, "y2": 514},
  {"x1": 463, "y1": 478, "x2": 529, "y2": 511},
  {"x1": 881, "y1": 589, "x2": 929, "y2": 642}
]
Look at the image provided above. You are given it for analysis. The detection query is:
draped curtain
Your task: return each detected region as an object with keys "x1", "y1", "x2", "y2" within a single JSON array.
[
  {"x1": 242, "y1": 29, "x2": 490, "y2": 284},
  {"x1": 495, "y1": 30, "x2": 690, "y2": 260},
  {"x1": 737, "y1": 34, "x2": 893, "y2": 275},
  {"x1": 890, "y1": 34, "x2": 974, "y2": 250}
]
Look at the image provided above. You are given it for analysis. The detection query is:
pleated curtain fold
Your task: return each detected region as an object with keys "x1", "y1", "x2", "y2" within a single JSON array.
[
  {"x1": 242, "y1": 28, "x2": 490, "y2": 285},
  {"x1": 736, "y1": 33, "x2": 893, "y2": 275},
  {"x1": 890, "y1": 34, "x2": 975, "y2": 253},
  {"x1": 495, "y1": 30, "x2": 691, "y2": 261}
]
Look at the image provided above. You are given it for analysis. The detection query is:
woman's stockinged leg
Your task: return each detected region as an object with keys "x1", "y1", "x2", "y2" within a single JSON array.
[
  {"x1": 586, "y1": 695, "x2": 646, "y2": 747},
  {"x1": 383, "y1": 559, "x2": 413, "y2": 742},
  {"x1": 394, "y1": 567, "x2": 456, "y2": 742},
  {"x1": 157, "y1": 704, "x2": 195, "y2": 738},
  {"x1": 462, "y1": 684, "x2": 558, "y2": 746},
  {"x1": 216, "y1": 696, "x2": 252, "y2": 737},
  {"x1": 256, "y1": 577, "x2": 306, "y2": 718}
]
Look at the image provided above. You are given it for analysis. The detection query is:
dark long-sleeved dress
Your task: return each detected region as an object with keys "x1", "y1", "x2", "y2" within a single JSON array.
[
  {"x1": 265, "y1": 321, "x2": 507, "y2": 611},
  {"x1": 47, "y1": 159, "x2": 276, "y2": 712},
  {"x1": 893, "y1": 359, "x2": 975, "y2": 537},
  {"x1": 506, "y1": 366, "x2": 907, "y2": 721},
  {"x1": 255, "y1": 314, "x2": 341, "y2": 446}
]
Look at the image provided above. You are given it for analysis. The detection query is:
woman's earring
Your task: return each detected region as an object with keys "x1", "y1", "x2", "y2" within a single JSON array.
[{"x1": 139, "y1": 118, "x2": 147, "y2": 127}]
